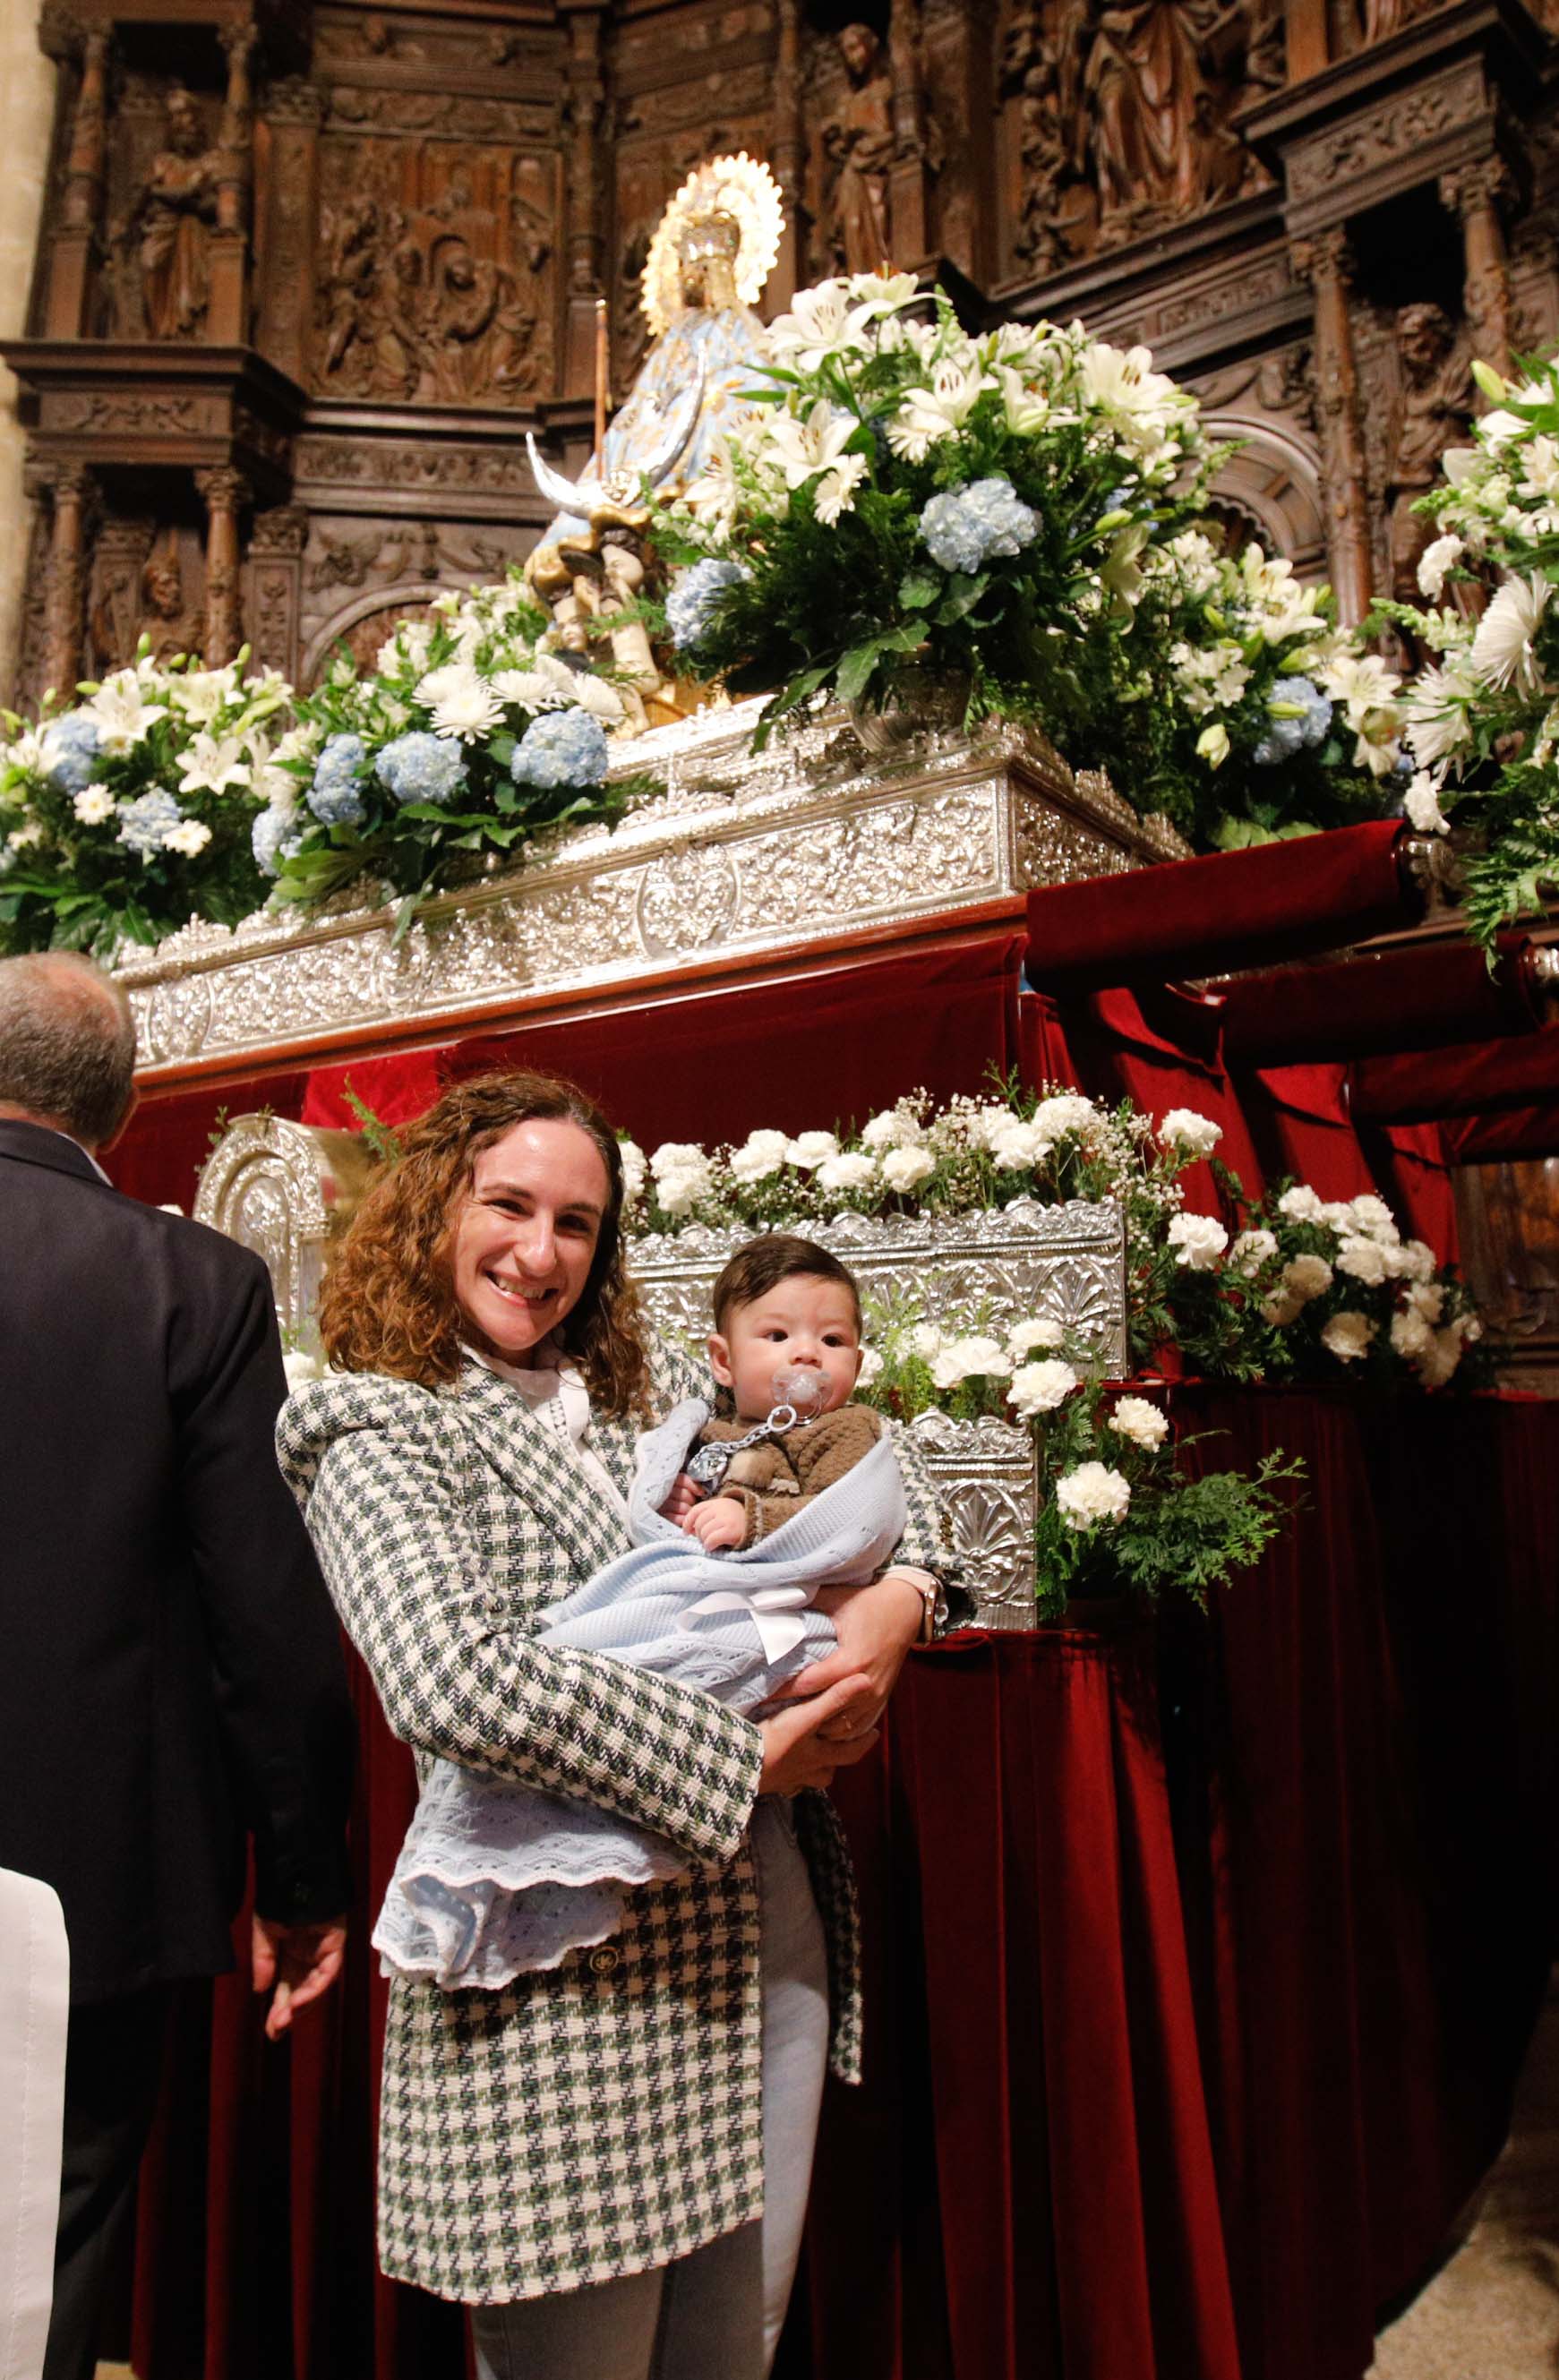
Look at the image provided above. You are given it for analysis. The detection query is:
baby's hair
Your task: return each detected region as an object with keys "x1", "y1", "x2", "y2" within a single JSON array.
[{"x1": 711, "y1": 1233, "x2": 862, "y2": 1334}]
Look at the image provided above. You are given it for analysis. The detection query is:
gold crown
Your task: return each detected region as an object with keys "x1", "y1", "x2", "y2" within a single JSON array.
[{"x1": 642, "y1": 154, "x2": 784, "y2": 336}]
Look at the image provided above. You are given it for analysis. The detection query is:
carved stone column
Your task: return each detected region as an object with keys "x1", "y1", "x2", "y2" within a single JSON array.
[
  {"x1": 1293, "y1": 229, "x2": 1373, "y2": 628},
  {"x1": 562, "y1": 6, "x2": 607, "y2": 403},
  {"x1": 1285, "y1": 0, "x2": 1331, "y2": 79},
  {"x1": 770, "y1": 0, "x2": 806, "y2": 310},
  {"x1": 1441, "y1": 158, "x2": 1516, "y2": 383},
  {"x1": 246, "y1": 502, "x2": 307, "y2": 678},
  {"x1": 43, "y1": 21, "x2": 110, "y2": 339},
  {"x1": 44, "y1": 462, "x2": 93, "y2": 698},
  {"x1": 208, "y1": 21, "x2": 257, "y2": 346},
  {"x1": 887, "y1": 0, "x2": 931, "y2": 270},
  {"x1": 257, "y1": 78, "x2": 322, "y2": 387},
  {"x1": 196, "y1": 465, "x2": 248, "y2": 664}
]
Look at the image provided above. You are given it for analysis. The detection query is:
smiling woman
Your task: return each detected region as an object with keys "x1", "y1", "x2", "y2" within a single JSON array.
[{"x1": 278, "y1": 1066, "x2": 960, "y2": 2380}]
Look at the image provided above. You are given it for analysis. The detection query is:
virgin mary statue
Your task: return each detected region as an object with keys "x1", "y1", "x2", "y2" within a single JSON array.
[{"x1": 526, "y1": 154, "x2": 783, "y2": 726}]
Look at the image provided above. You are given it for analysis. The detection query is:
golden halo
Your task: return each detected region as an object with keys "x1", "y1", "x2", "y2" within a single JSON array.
[{"x1": 641, "y1": 152, "x2": 784, "y2": 337}]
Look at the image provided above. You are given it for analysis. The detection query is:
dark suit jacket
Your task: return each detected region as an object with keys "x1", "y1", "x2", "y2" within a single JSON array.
[{"x1": 0, "y1": 1118, "x2": 354, "y2": 2002}]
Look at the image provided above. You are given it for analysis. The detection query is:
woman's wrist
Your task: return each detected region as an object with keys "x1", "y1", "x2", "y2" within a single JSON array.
[{"x1": 873, "y1": 1567, "x2": 936, "y2": 1647}]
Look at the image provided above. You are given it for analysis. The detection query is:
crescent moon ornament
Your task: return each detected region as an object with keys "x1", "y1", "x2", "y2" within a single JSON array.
[{"x1": 525, "y1": 361, "x2": 707, "y2": 517}]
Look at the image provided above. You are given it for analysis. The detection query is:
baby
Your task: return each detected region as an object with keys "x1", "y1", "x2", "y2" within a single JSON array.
[
  {"x1": 676, "y1": 1231, "x2": 891, "y2": 1552},
  {"x1": 373, "y1": 1234, "x2": 910, "y2": 1988}
]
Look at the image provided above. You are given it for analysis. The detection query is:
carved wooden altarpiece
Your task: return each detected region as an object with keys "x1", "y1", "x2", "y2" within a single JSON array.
[{"x1": 3, "y1": 0, "x2": 1557, "y2": 706}]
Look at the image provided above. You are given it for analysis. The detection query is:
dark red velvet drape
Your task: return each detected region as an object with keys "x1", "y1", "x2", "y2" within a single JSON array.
[{"x1": 126, "y1": 1395, "x2": 1559, "y2": 2380}]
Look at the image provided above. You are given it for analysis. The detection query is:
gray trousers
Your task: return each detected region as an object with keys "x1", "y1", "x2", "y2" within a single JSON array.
[{"x1": 470, "y1": 1799, "x2": 831, "y2": 2380}]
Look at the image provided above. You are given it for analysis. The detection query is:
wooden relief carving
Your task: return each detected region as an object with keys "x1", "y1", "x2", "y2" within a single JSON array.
[
  {"x1": 104, "y1": 78, "x2": 226, "y2": 341},
  {"x1": 314, "y1": 140, "x2": 560, "y2": 406},
  {"x1": 998, "y1": 2, "x2": 1278, "y2": 278}
]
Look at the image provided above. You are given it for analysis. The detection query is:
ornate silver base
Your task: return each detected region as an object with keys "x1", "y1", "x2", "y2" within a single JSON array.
[{"x1": 116, "y1": 698, "x2": 1186, "y2": 1081}]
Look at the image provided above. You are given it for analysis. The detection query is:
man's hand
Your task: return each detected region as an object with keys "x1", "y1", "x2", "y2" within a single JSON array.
[
  {"x1": 659, "y1": 1471, "x2": 703, "y2": 1526},
  {"x1": 684, "y1": 1496, "x2": 746, "y2": 1551},
  {"x1": 252, "y1": 1913, "x2": 347, "y2": 2042}
]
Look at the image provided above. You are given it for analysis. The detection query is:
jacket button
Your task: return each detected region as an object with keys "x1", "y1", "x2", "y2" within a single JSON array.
[{"x1": 588, "y1": 1947, "x2": 620, "y2": 1977}]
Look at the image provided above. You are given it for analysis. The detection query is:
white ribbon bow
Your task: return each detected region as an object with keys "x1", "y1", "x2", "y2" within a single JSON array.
[{"x1": 677, "y1": 1582, "x2": 812, "y2": 1667}]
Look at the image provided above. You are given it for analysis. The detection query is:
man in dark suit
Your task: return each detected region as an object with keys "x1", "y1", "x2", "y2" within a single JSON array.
[{"x1": 0, "y1": 950, "x2": 355, "y2": 2380}]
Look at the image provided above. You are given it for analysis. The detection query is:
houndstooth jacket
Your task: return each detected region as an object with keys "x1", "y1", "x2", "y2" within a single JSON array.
[{"x1": 277, "y1": 1340, "x2": 953, "y2": 2307}]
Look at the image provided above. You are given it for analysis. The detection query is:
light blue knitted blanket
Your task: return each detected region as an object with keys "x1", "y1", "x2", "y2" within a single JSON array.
[{"x1": 373, "y1": 1398, "x2": 906, "y2": 1987}]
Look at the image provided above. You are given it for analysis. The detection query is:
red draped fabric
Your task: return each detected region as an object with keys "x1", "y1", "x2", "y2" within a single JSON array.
[
  {"x1": 1023, "y1": 823, "x2": 1413, "y2": 993},
  {"x1": 122, "y1": 1394, "x2": 1559, "y2": 2380}
]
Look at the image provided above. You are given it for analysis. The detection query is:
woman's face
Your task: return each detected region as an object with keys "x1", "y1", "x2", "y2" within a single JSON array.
[{"x1": 450, "y1": 1117, "x2": 612, "y2": 1364}]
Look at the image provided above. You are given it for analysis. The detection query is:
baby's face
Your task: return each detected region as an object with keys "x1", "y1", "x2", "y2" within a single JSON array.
[{"x1": 708, "y1": 1275, "x2": 862, "y2": 1421}]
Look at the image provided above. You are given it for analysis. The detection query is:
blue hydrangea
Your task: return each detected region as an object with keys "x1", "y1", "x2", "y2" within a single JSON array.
[
  {"x1": 1253, "y1": 676, "x2": 1332, "y2": 766},
  {"x1": 375, "y1": 731, "x2": 467, "y2": 808},
  {"x1": 511, "y1": 707, "x2": 610, "y2": 792},
  {"x1": 252, "y1": 805, "x2": 304, "y2": 878},
  {"x1": 39, "y1": 713, "x2": 103, "y2": 793},
  {"x1": 665, "y1": 559, "x2": 751, "y2": 653},
  {"x1": 116, "y1": 788, "x2": 184, "y2": 858},
  {"x1": 307, "y1": 732, "x2": 367, "y2": 826},
  {"x1": 919, "y1": 476, "x2": 1038, "y2": 574}
]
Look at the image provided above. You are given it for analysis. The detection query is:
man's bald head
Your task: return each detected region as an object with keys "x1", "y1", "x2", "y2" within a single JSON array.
[{"x1": 0, "y1": 951, "x2": 137, "y2": 1148}]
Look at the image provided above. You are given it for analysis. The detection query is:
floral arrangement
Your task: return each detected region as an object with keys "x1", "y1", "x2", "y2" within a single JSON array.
[
  {"x1": 0, "y1": 649, "x2": 290, "y2": 954},
  {"x1": 853, "y1": 1299, "x2": 1300, "y2": 1619},
  {"x1": 647, "y1": 272, "x2": 1395, "y2": 850},
  {"x1": 1380, "y1": 349, "x2": 1559, "y2": 948},
  {"x1": 262, "y1": 576, "x2": 637, "y2": 933},
  {"x1": 618, "y1": 1082, "x2": 1483, "y2": 1393}
]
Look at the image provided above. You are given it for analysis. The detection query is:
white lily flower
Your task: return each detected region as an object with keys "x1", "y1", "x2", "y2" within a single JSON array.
[
  {"x1": 764, "y1": 398, "x2": 860, "y2": 491},
  {"x1": 83, "y1": 671, "x2": 168, "y2": 751},
  {"x1": 178, "y1": 732, "x2": 250, "y2": 797}
]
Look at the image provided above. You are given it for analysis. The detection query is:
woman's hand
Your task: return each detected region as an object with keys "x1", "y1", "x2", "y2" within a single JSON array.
[
  {"x1": 758, "y1": 1674, "x2": 878, "y2": 1798},
  {"x1": 658, "y1": 1471, "x2": 703, "y2": 1526},
  {"x1": 252, "y1": 1913, "x2": 348, "y2": 2042},
  {"x1": 765, "y1": 1571, "x2": 925, "y2": 1742}
]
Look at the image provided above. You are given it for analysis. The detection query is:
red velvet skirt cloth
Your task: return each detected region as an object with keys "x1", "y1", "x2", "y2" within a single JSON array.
[{"x1": 125, "y1": 1392, "x2": 1559, "y2": 2380}]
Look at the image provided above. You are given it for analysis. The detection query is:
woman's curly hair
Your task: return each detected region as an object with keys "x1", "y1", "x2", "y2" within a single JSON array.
[{"x1": 318, "y1": 1069, "x2": 653, "y2": 1417}]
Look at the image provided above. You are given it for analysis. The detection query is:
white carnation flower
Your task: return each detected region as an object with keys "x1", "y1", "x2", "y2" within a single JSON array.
[
  {"x1": 785, "y1": 1129, "x2": 839, "y2": 1171},
  {"x1": 1055, "y1": 1460, "x2": 1132, "y2": 1531},
  {"x1": 1276, "y1": 1185, "x2": 1327, "y2": 1224},
  {"x1": 906, "y1": 1323, "x2": 944, "y2": 1362},
  {"x1": 1398, "y1": 1240, "x2": 1437, "y2": 1284},
  {"x1": 1336, "y1": 1233, "x2": 1390, "y2": 1287},
  {"x1": 1230, "y1": 1229, "x2": 1279, "y2": 1275},
  {"x1": 1390, "y1": 1307, "x2": 1435, "y2": 1360},
  {"x1": 856, "y1": 1346, "x2": 884, "y2": 1387},
  {"x1": 930, "y1": 1334, "x2": 1010, "y2": 1388},
  {"x1": 617, "y1": 1140, "x2": 647, "y2": 1204},
  {"x1": 1006, "y1": 1357, "x2": 1077, "y2": 1417},
  {"x1": 1346, "y1": 1194, "x2": 1400, "y2": 1243},
  {"x1": 1321, "y1": 1310, "x2": 1377, "y2": 1364},
  {"x1": 1403, "y1": 771, "x2": 1450, "y2": 835},
  {"x1": 1262, "y1": 1288, "x2": 1305, "y2": 1327},
  {"x1": 1166, "y1": 1213, "x2": 1229, "y2": 1271},
  {"x1": 1283, "y1": 1253, "x2": 1333, "y2": 1303},
  {"x1": 728, "y1": 1128, "x2": 791, "y2": 1186},
  {"x1": 1407, "y1": 1280, "x2": 1446, "y2": 1323},
  {"x1": 881, "y1": 1144, "x2": 936, "y2": 1194},
  {"x1": 1032, "y1": 1093, "x2": 1098, "y2": 1143},
  {"x1": 1109, "y1": 1395, "x2": 1168, "y2": 1450},
  {"x1": 1160, "y1": 1108, "x2": 1222, "y2": 1159},
  {"x1": 1008, "y1": 1317, "x2": 1065, "y2": 1358},
  {"x1": 817, "y1": 1150, "x2": 878, "y2": 1194},
  {"x1": 988, "y1": 1118, "x2": 1050, "y2": 1171},
  {"x1": 282, "y1": 1347, "x2": 326, "y2": 1390},
  {"x1": 861, "y1": 1107, "x2": 924, "y2": 1151}
]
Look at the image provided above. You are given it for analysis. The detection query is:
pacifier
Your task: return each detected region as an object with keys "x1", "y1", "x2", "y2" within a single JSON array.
[{"x1": 769, "y1": 1365, "x2": 827, "y2": 1424}]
